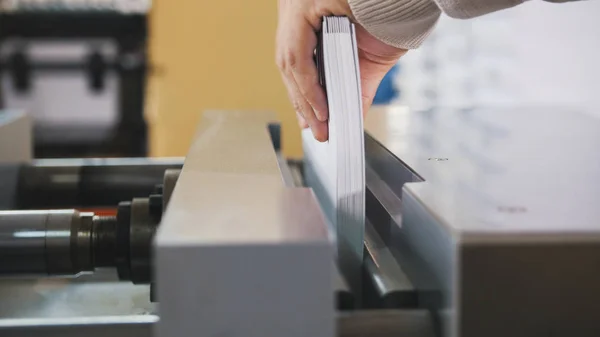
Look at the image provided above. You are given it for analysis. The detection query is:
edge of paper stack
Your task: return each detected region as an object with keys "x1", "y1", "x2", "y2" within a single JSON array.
[{"x1": 302, "y1": 16, "x2": 365, "y2": 295}]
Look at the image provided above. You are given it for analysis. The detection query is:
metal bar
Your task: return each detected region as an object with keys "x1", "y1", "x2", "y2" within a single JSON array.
[
  {"x1": 155, "y1": 110, "x2": 334, "y2": 337},
  {"x1": 0, "y1": 210, "x2": 48, "y2": 275},
  {"x1": 0, "y1": 165, "x2": 19, "y2": 210},
  {"x1": 31, "y1": 157, "x2": 183, "y2": 167},
  {"x1": 286, "y1": 159, "x2": 305, "y2": 187},
  {"x1": 334, "y1": 264, "x2": 354, "y2": 310},
  {"x1": 0, "y1": 210, "x2": 119, "y2": 277},
  {"x1": 14, "y1": 158, "x2": 183, "y2": 209},
  {"x1": 276, "y1": 152, "x2": 296, "y2": 187},
  {"x1": 0, "y1": 269, "x2": 154, "y2": 321},
  {"x1": 0, "y1": 316, "x2": 156, "y2": 337},
  {"x1": 338, "y1": 310, "x2": 435, "y2": 337},
  {"x1": 364, "y1": 219, "x2": 416, "y2": 308},
  {"x1": 0, "y1": 310, "x2": 435, "y2": 337},
  {"x1": 365, "y1": 164, "x2": 403, "y2": 229}
]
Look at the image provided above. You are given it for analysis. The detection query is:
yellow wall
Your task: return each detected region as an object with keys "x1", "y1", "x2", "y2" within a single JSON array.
[{"x1": 146, "y1": 1, "x2": 301, "y2": 158}]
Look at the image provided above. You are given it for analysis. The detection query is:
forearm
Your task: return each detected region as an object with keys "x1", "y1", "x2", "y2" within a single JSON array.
[
  {"x1": 348, "y1": 0, "x2": 442, "y2": 49},
  {"x1": 348, "y1": 0, "x2": 525, "y2": 49}
]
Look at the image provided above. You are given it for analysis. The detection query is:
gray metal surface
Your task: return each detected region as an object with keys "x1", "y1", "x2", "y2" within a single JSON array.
[
  {"x1": 286, "y1": 159, "x2": 305, "y2": 187},
  {"x1": 276, "y1": 152, "x2": 296, "y2": 187},
  {"x1": 0, "y1": 316, "x2": 154, "y2": 337},
  {"x1": 0, "y1": 269, "x2": 155, "y2": 335},
  {"x1": 281, "y1": 149, "x2": 355, "y2": 311},
  {"x1": 338, "y1": 310, "x2": 435, "y2": 337},
  {"x1": 364, "y1": 106, "x2": 600, "y2": 337},
  {"x1": 0, "y1": 210, "x2": 47, "y2": 274},
  {"x1": 161, "y1": 168, "x2": 180, "y2": 211},
  {"x1": 155, "y1": 111, "x2": 334, "y2": 337},
  {"x1": 1, "y1": 302, "x2": 430, "y2": 337},
  {"x1": 366, "y1": 106, "x2": 600, "y2": 236},
  {"x1": 0, "y1": 110, "x2": 32, "y2": 164},
  {"x1": 364, "y1": 220, "x2": 416, "y2": 308},
  {"x1": 268, "y1": 152, "x2": 354, "y2": 311},
  {"x1": 334, "y1": 263, "x2": 354, "y2": 310},
  {"x1": 249, "y1": 139, "x2": 354, "y2": 311}
]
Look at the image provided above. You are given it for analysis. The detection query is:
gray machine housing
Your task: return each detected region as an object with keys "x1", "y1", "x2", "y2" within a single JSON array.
[{"x1": 363, "y1": 106, "x2": 600, "y2": 337}]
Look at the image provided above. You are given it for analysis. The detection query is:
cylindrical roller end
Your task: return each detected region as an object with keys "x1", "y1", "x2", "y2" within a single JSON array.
[
  {"x1": 0, "y1": 210, "x2": 48, "y2": 275},
  {"x1": 0, "y1": 210, "x2": 95, "y2": 277},
  {"x1": 92, "y1": 215, "x2": 118, "y2": 268}
]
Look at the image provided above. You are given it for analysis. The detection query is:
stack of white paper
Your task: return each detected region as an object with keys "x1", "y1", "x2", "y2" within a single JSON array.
[{"x1": 302, "y1": 16, "x2": 365, "y2": 293}]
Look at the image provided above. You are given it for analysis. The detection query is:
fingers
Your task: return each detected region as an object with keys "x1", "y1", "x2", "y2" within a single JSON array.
[
  {"x1": 277, "y1": 14, "x2": 329, "y2": 142},
  {"x1": 357, "y1": 53, "x2": 394, "y2": 116},
  {"x1": 283, "y1": 75, "x2": 328, "y2": 141},
  {"x1": 289, "y1": 20, "x2": 329, "y2": 123},
  {"x1": 281, "y1": 75, "x2": 309, "y2": 129},
  {"x1": 296, "y1": 111, "x2": 309, "y2": 129}
]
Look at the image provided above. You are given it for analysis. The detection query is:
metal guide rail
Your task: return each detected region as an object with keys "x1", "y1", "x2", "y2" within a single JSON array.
[{"x1": 362, "y1": 106, "x2": 600, "y2": 337}]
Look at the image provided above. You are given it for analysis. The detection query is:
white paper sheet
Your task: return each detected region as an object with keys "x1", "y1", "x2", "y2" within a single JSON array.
[{"x1": 302, "y1": 16, "x2": 365, "y2": 295}]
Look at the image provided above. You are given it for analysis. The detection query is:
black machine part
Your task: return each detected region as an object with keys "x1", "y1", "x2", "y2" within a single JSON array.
[
  {"x1": 0, "y1": 201, "x2": 158, "y2": 282},
  {"x1": 0, "y1": 209, "x2": 111, "y2": 276},
  {"x1": 0, "y1": 158, "x2": 183, "y2": 210},
  {"x1": 0, "y1": 169, "x2": 181, "y2": 283}
]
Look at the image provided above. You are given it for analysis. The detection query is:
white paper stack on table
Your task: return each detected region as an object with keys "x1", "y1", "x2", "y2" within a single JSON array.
[{"x1": 302, "y1": 16, "x2": 365, "y2": 294}]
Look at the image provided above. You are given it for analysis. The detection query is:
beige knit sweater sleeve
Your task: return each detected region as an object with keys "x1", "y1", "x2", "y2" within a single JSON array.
[{"x1": 348, "y1": 0, "x2": 526, "y2": 49}]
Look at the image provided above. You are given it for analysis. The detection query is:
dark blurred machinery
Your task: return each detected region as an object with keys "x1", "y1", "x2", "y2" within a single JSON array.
[
  {"x1": 1, "y1": 108, "x2": 600, "y2": 337},
  {"x1": 0, "y1": 157, "x2": 182, "y2": 210},
  {"x1": 0, "y1": 168, "x2": 180, "y2": 285},
  {"x1": 0, "y1": 109, "x2": 180, "y2": 304},
  {"x1": 0, "y1": 1, "x2": 150, "y2": 158}
]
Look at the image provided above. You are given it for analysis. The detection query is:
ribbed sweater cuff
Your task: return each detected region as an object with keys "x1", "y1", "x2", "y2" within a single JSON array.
[
  {"x1": 435, "y1": 0, "x2": 524, "y2": 19},
  {"x1": 348, "y1": 0, "x2": 442, "y2": 49}
]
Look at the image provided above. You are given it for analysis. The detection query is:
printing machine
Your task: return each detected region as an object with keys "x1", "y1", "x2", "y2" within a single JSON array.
[{"x1": 0, "y1": 107, "x2": 599, "y2": 337}]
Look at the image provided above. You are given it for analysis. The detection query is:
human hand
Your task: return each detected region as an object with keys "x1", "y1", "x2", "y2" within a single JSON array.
[{"x1": 276, "y1": 0, "x2": 407, "y2": 142}]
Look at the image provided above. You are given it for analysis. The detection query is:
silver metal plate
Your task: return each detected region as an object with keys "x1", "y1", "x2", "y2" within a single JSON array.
[
  {"x1": 365, "y1": 106, "x2": 600, "y2": 337},
  {"x1": 366, "y1": 106, "x2": 600, "y2": 239},
  {"x1": 155, "y1": 111, "x2": 334, "y2": 337},
  {"x1": 0, "y1": 270, "x2": 155, "y2": 337},
  {"x1": 0, "y1": 271, "x2": 154, "y2": 318},
  {"x1": 0, "y1": 110, "x2": 32, "y2": 164}
]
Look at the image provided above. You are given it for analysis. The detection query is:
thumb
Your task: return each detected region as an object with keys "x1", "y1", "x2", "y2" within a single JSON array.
[
  {"x1": 354, "y1": 25, "x2": 406, "y2": 117},
  {"x1": 359, "y1": 58, "x2": 395, "y2": 117}
]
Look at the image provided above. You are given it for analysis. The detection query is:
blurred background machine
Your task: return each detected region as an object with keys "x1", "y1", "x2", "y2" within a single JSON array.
[
  {"x1": 0, "y1": 0, "x2": 150, "y2": 158},
  {"x1": 394, "y1": 1, "x2": 600, "y2": 117}
]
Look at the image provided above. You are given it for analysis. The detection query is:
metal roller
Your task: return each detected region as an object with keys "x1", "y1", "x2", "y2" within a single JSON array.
[
  {"x1": 0, "y1": 209, "x2": 117, "y2": 276},
  {"x1": 0, "y1": 210, "x2": 49, "y2": 275},
  {"x1": 0, "y1": 167, "x2": 180, "y2": 293},
  {"x1": 10, "y1": 158, "x2": 183, "y2": 209}
]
